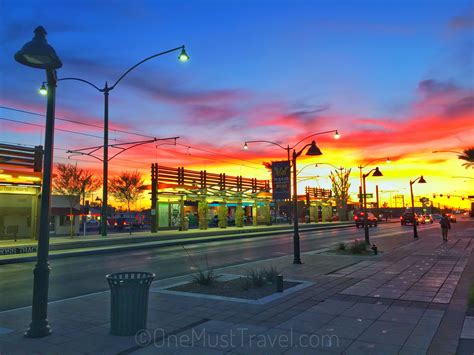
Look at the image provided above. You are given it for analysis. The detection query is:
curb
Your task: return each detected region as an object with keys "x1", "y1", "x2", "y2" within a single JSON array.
[{"x1": 0, "y1": 223, "x2": 357, "y2": 265}]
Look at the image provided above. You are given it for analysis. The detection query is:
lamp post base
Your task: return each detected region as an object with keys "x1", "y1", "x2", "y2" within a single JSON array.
[
  {"x1": 25, "y1": 320, "x2": 51, "y2": 338},
  {"x1": 293, "y1": 258, "x2": 302, "y2": 264}
]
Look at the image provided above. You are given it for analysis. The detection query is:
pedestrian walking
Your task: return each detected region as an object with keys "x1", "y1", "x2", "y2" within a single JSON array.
[{"x1": 439, "y1": 213, "x2": 451, "y2": 241}]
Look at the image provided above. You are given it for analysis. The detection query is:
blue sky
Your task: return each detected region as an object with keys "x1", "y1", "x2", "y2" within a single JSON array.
[{"x1": 1, "y1": 0, "x2": 473, "y2": 204}]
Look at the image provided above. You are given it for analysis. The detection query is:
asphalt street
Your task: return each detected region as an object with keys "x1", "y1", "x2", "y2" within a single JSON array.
[{"x1": 0, "y1": 222, "x2": 441, "y2": 311}]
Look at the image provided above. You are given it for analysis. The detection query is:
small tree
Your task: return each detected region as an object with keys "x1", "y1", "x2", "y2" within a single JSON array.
[
  {"x1": 329, "y1": 168, "x2": 351, "y2": 221},
  {"x1": 198, "y1": 198, "x2": 209, "y2": 230},
  {"x1": 79, "y1": 170, "x2": 101, "y2": 207},
  {"x1": 53, "y1": 163, "x2": 82, "y2": 237},
  {"x1": 218, "y1": 202, "x2": 228, "y2": 228},
  {"x1": 109, "y1": 171, "x2": 146, "y2": 233},
  {"x1": 235, "y1": 201, "x2": 244, "y2": 227}
]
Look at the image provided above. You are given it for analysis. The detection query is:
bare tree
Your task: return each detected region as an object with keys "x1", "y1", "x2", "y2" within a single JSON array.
[
  {"x1": 329, "y1": 168, "x2": 352, "y2": 221},
  {"x1": 53, "y1": 163, "x2": 82, "y2": 237},
  {"x1": 109, "y1": 171, "x2": 146, "y2": 233}
]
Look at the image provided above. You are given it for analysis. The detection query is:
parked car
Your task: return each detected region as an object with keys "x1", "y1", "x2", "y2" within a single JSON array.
[
  {"x1": 113, "y1": 217, "x2": 144, "y2": 230},
  {"x1": 400, "y1": 212, "x2": 418, "y2": 225},
  {"x1": 354, "y1": 212, "x2": 378, "y2": 228}
]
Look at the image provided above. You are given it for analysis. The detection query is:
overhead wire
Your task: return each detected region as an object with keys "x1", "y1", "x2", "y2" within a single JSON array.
[{"x1": 1, "y1": 104, "x2": 267, "y2": 169}]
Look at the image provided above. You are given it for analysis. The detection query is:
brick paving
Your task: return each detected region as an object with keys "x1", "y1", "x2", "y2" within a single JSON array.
[{"x1": 0, "y1": 220, "x2": 472, "y2": 354}]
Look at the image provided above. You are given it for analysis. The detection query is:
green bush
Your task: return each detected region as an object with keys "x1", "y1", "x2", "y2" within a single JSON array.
[
  {"x1": 337, "y1": 242, "x2": 346, "y2": 251},
  {"x1": 350, "y1": 239, "x2": 367, "y2": 254},
  {"x1": 247, "y1": 269, "x2": 266, "y2": 287},
  {"x1": 218, "y1": 203, "x2": 228, "y2": 228},
  {"x1": 198, "y1": 199, "x2": 208, "y2": 230},
  {"x1": 191, "y1": 269, "x2": 220, "y2": 286},
  {"x1": 240, "y1": 277, "x2": 252, "y2": 291},
  {"x1": 235, "y1": 203, "x2": 244, "y2": 227},
  {"x1": 263, "y1": 266, "x2": 281, "y2": 283}
]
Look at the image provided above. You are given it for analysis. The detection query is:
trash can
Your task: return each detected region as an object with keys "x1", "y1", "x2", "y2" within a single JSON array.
[{"x1": 106, "y1": 271, "x2": 155, "y2": 336}]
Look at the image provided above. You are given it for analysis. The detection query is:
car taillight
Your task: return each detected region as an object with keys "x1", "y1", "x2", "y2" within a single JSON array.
[{"x1": 354, "y1": 216, "x2": 358, "y2": 220}]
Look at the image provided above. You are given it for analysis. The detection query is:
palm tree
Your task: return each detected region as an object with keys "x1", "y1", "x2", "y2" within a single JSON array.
[{"x1": 458, "y1": 147, "x2": 474, "y2": 169}]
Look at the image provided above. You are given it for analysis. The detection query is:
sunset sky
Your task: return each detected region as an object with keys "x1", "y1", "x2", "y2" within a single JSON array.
[{"x1": 1, "y1": 0, "x2": 473, "y2": 209}]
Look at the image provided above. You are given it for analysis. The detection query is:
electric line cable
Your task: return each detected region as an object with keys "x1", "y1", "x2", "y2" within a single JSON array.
[{"x1": 1, "y1": 105, "x2": 266, "y2": 167}]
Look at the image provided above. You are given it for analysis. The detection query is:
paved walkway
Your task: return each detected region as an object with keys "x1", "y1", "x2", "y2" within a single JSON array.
[{"x1": 0, "y1": 220, "x2": 472, "y2": 354}]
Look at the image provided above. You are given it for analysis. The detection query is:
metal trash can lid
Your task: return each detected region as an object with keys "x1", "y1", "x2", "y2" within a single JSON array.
[{"x1": 106, "y1": 271, "x2": 155, "y2": 286}]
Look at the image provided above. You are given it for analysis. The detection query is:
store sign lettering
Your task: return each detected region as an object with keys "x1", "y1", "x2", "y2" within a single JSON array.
[{"x1": 0, "y1": 246, "x2": 37, "y2": 255}]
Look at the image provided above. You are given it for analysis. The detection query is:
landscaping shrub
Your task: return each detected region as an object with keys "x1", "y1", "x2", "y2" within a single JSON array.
[
  {"x1": 191, "y1": 269, "x2": 220, "y2": 286},
  {"x1": 263, "y1": 266, "x2": 281, "y2": 283},
  {"x1": 247, "y1": 269, "x2": 266, "y2": 287},
  {"x1": 350, "y1": 239, "x2": 367, "y2": 254},
  {"x1": 240, "y1": 277, "x2": 252, "y2": 291},
  {"x1": 337, "y1": 242, "x2": 346, "y2": 251}
]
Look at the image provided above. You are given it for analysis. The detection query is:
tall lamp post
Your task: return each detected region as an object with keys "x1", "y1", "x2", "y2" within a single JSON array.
[
  {"x1": 358, "y1": 158, "x2": 390, "y2": 209},
  {"x1": 15, "y1": 26, "x2": 62, "y2": 338},
  {"x1": 39, "y1": 47, "x2": 189, "y2": 237},
  {"x1": 362, "y1": 167, "x2": 383, "y2": 245},
  {"x1": 410, "y1": 175, "x2": 427, "y2": 239},
  {"x1": 244, "y1": 130, "x2": 339, "y2": 264}
]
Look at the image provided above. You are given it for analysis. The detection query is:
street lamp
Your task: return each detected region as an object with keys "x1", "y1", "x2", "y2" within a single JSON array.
[
  {"x1": 410, "y1": 175, "x2": 427, "y2": 239},
  {"x1": 15, "y1": 26, "x2": 62, "y2": 338},
  {"x1": 362, "y1": 167, "x2": 383, "y2": 245},
  {"x1": 358, "y1": 158, "x2": 390, "y2": 209},
  {"x1": 244, "y1": 130, "x2": 339, "y2": 264},
  {"x1": 39, "y1": 45, "x2": 189, "y2": 237}
]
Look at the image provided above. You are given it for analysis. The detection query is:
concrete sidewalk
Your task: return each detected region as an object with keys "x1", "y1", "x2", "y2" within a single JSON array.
[
  {"x1": 0, "y1": 221, "x2": 356, "y2": 264},
  {"x1": 0, "y1": 221, "x2": 472, "y2": 354}
]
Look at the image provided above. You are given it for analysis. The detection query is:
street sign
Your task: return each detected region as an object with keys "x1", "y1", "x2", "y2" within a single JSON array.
[
  {"x1": 271, "y1": 161, "x2": 291, "y2": 200},
  {"x1": 358, "y1": 193, "x2": 373, "y2": 199}
]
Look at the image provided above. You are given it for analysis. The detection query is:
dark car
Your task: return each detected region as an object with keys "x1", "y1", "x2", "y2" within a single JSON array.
[
  {"x1": 446, "y1": 213, "x2": 457, "y2": 223},
  {"x1": 400, "y1": 212, "x2": 418, "y2": 225},
  {"x1": 354, "y1": 212, "x2": 378, "y2": 228}
]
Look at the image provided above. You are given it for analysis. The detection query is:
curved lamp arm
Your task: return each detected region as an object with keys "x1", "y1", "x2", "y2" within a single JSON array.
[
  {"x1": 57, "y1": 77, "x2": 103, "y2": 92},
  {"x1": 110, "y1": 46, "x2": 185, "y2": 90},
  {"x1": 363, "y1": 167, "x2": 378, "y2": 179},
  {"x1": 360, "y1": 157, "x2": 390, "y2": 169},
  {"x1": 296, "y1": 164, "x2": 316, "y2": 176},
  {"x1": 290, "y1": 130, "x2": 338, "y2": 150},
  {"x1": 294, "y1": 142, "x2": 313, "y2": 159},
  {"x1": 410, "y1": 176, "x2": 424, "y2": 185},
  {"x1": 244, "y1": 140, "x2": 288, "y2": 151}
]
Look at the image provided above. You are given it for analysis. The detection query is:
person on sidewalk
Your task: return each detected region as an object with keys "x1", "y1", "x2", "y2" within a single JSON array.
[{"x1": 439, "y1": 213, "x2": 451, "y2": 241}]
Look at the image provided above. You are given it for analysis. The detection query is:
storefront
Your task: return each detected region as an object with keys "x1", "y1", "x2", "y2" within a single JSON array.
[
  {"x1": 150, "y1": 164, "x2": 273, "y2": 230},
  {"x1": 0, "y1": 185, "x2": 40, "y2": 240}
]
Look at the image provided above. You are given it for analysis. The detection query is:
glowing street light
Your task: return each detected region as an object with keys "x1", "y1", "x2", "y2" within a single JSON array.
[
  {"x1": 178, "y1": 47, "x2": 190, "y2": 62},
  {"x1": 15, "y1": 25, "x2": 62, "y2": 338},
  {"x1": 243, "y1": 130, "x2": 339, "y2": 264},
  {"x1": 39, "y1": 83, "x2": 47, "y2": 96},
  {"x1": 410, "y1": 175, "x2": 427, "y2": 239},
  {"x1": 37, "y1": 45, "x2": 189, "y2": 237},
  {"x1": 362, "y1": 167, "x2": 383, "y2": 245}
]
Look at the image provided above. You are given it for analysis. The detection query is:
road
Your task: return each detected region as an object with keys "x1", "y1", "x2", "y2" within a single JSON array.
[{"x1": 0, "y1": 222, "x2": 441, "y2": 311}]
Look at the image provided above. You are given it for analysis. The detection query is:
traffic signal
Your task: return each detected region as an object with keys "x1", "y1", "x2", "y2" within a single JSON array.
[
  {"x1": 447, "y1": 194, "x2": 450, "y2": 199},
  {"x1": 433, "y1": 194, "x2": 436, "y2": 198},
  {"x1": 462, "y1": 196, "x2": 465, "y2": 200}
]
